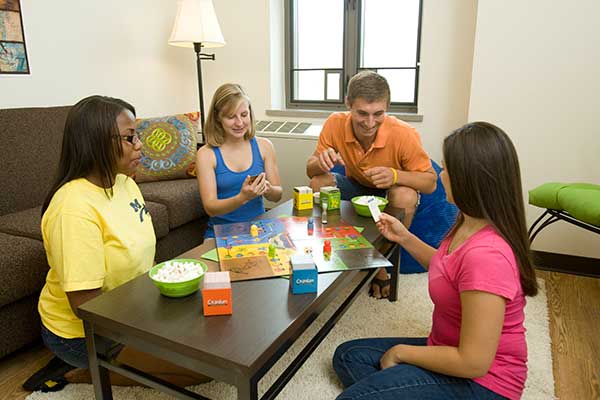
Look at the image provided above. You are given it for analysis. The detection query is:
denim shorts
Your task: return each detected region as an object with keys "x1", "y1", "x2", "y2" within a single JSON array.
[
  {"x1": 41, "y1": 324, "x2": 124, "y2": 369},
  {"x1": 332, "y1": 173, "x2": 387, "y2": 201}
]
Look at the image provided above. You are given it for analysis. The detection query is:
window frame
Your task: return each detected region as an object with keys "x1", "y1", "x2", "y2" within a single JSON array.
[{"x1": 284, "y1": 0, "x2": 423, "y2": 113}]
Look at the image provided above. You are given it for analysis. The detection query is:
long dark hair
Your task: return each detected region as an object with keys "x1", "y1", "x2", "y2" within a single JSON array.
[
  {"x1": 443, "y1": 122, "x2": 538, "y2": 296},
  {"x1": 41, "y1": 95, "x2": 136, "y2": 214}
]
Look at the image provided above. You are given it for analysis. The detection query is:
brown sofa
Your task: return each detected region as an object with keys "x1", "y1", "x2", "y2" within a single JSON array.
[{"x1": 0, "y1": 106, "x2": 208, "y2": 358}]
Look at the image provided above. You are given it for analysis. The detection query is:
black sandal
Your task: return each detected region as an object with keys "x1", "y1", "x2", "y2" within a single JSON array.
[
  {"x1": 369, "y1": 277, "x2": 391, "y2": 299},
  {"x1": 23, "y1": 356, "x2": 74, "y2": 392}
]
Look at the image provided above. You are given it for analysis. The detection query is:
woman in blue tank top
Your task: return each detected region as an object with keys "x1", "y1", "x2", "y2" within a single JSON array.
[{"x1": 196, "y1": 84, "x2": 283, "y2": 238}]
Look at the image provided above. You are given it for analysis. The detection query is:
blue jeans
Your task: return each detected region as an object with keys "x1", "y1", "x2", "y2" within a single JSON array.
[
  {"x1": 333, "y1": 173, "x2": 387, "y2": 201},
  {"x1": 333, "y1": 337, "x2": 506, "y2": 400},
  {"x1": 41, "y1": 324, "x2": 123, "y2": 369}
]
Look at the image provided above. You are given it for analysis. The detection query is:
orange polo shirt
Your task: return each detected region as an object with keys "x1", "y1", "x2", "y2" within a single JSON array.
[{"x1": 315, "y1": 112, "x2": 432, "y2": 188}]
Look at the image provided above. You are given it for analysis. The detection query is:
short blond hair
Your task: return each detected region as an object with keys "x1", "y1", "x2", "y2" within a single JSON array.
[
  {"x1": 347, "y1": 70, "x2": 390, "y2": 107},
  {"x1": 204, "y1": 83, "x2": 256, "y2": 147}
]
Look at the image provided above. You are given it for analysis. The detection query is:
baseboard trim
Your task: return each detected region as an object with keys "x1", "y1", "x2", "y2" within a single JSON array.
[{"x1": 532, "y1": 250, "x2": 600, "y2": 278}]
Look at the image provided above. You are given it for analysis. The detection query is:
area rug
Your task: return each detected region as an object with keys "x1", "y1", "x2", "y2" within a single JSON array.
[{"x1": 26, "y1": 274, "x2": 554, "y2": 400}]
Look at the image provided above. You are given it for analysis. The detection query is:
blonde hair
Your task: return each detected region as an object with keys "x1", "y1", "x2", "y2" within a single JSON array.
[
  {"x1": 347, "y1": 70, "x2": 390, "y2": 107},
  {"x1": 204, "y1": 83, "x2": 256, "y2": 147}
]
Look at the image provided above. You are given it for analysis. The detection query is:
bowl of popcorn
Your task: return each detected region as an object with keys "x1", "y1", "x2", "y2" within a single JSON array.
[
  {"x1": 149, "y1": 259, "x2": 208, "y2": 297},
  {"x1": 351, "y1": 195, "x2": 388, "y2": 217}
]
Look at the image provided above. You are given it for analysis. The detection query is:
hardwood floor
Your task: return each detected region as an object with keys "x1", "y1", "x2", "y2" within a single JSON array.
[
  {"x1": 540, "y1": 270, "x2": 600, "y2": 400},
  {"x1": 0, "y1": 270, "x2": 598, "y2": 399}
]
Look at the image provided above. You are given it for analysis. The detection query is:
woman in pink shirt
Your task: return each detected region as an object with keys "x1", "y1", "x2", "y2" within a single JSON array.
[{"x1": 333, "y1": 122, "x2": 538, "y2": 400}]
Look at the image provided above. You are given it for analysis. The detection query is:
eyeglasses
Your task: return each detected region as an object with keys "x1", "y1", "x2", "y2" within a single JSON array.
[{"x1": 114, "y1": 132, "x2": 141, "y2": 144}]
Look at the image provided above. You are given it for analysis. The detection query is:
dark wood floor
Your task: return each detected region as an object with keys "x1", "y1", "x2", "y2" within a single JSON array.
[{"x1": 0, "y1": 270, "x2": 598, "y2": 400}]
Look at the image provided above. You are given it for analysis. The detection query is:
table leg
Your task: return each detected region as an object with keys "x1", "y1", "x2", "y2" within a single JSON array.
[
  {"x1": 237, "y1": 376, "x2": 258, "y2": 400},
  {"x1": 84, "y1": 321, "x2": 113, "y2": 399},
  {"x1": 388, "y1": 244, "x2": 400, "y2": 302}
]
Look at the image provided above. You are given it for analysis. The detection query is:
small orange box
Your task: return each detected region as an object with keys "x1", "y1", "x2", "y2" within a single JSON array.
[{"x1": 202, "y1": 287, "x2": 232, "y2": 316}]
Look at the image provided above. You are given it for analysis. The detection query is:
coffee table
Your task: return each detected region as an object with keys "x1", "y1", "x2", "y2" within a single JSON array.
[{"x1": 79, "y1": 200, "x2": 402, "y2": 400}]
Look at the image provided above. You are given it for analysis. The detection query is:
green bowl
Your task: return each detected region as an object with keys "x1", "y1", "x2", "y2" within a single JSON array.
[
  {"x1": 149, "y1": 259, "x2": 207, "y2": 297},
  {"x1": 351, "y1": 196, "x2": 389, "y2": 217}
]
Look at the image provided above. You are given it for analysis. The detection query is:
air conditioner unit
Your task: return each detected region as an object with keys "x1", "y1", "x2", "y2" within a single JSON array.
[
  {"x1": 254, "y1": 120, "x2": 322, "y2": 208},
  {"x1": 255, "y1": 120, "x2": 322, "y2": 140}
]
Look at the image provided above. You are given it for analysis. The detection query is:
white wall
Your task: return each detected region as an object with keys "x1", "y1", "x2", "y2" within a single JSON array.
[
  {"x1": 0, "y1": 0, "x2": 197, "y2": 118},
  {"x1": 469, "y1": 1, "x2": 600, "y2": 258}
]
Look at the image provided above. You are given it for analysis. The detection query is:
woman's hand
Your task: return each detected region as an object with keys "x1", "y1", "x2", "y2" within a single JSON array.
[
  {"x1": 240, "y1": 172, "x2": 268, "y2": 203},
  {"x1": 376, "y1": 213, "x2": 409, "y2": 244},
  {"x1": 380, "y1": 344, "x2": 406, "y2": 370}
]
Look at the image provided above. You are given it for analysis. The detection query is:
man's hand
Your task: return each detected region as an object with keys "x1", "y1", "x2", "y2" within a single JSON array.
[
  {"x1": 364, "y1": 166, "x2": 394, "y2": 189},
  {"x1": 317, "y1": 148, "x2": 345, "y2": 172}
]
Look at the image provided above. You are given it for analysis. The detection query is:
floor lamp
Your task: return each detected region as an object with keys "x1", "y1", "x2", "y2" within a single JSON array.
[{"x1": 168, "y1": 0, "x2": 226, "y2": 139}]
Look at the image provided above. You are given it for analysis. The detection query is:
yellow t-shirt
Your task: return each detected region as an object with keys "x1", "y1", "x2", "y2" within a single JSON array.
[{"x1": 38, "y1": 174, "x2": 156, "y2": 338}]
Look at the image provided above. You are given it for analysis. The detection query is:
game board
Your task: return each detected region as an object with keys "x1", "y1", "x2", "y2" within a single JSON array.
[{"x1": 214, "y1": 217, "x2": 392, "y2": 281}]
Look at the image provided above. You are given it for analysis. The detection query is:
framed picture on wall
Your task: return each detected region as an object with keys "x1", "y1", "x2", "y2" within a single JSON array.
[{"x1": 0, "y1": 0, "x2": 29, "y2": 74}]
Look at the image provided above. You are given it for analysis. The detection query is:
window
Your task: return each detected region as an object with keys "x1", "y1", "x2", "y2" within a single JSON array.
[{"x1": 285, "y1": 0, "x2": 423, "y2": 112}]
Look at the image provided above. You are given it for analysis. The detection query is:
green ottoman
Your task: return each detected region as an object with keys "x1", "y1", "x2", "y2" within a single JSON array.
[{"x1": 528, "y1": 182, "x2": 600, "y2": 243}]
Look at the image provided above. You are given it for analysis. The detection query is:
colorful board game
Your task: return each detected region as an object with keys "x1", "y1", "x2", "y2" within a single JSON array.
[{"x1": 214, "y1": 217, "x2": 392, "y2": 281}]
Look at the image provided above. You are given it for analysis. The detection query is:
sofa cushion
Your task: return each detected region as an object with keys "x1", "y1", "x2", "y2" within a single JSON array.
[
  {"x1": 0, "y1": 201, "x2": 170, "y2": 242},
  {"x1": 145, "y1": 201, "x2": 170, "y2": 239},
  {"x1": 138, "y1": 179, "x2": 205, "y2": 229},
  {"x1": 0, "y1": 207, "x2": 42, "y2": 241},
  {"x1": 529, "y1": 182, "x2": 600, "y2": 226},
  {"x1": 0, "y1": 232, "x2": 48, "y2": 307},
  {"x1": 0, "y1": 106, "x2": 70, "y2": 216},
  {"x1": 134, "y1": 112, "x2": 199, "y2": 183}
]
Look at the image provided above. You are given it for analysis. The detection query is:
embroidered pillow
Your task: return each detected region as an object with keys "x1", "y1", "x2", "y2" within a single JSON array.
[{"x1": 134, "y1": 112, "x2": 198, "y2": 182}]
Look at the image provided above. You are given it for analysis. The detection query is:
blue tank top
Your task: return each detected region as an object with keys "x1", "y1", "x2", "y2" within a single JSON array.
[{"x1": 205, "y1": 137, "x2": 265, "y2": 238}]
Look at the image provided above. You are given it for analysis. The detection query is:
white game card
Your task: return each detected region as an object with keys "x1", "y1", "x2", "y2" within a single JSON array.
[{"x1": 367, "y1": 197, "x2": 382, "y2": 222}]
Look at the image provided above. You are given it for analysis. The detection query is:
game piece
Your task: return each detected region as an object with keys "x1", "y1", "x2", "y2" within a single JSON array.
[
  {"x1": 268, "y1": 243, "x2": 276, "y2": 259},
  {"x1": 366, "y1": 197, "x2": 382, "y2": 222},
  {"x1": 202, "y1": 271, "x2": 232, "y2": 316},
  {"x1": 323, "y1": 239, "x2": 331, "y2": 255},
  {"x1": 307, "y1": 217, "x2": 314, "y2": 235},
  {"x1": 250, "y1": 224, "x2": 258, "y2": 237}
]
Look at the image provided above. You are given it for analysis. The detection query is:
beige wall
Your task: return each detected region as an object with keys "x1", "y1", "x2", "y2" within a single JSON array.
[
  {"x1": 469, "y1": 1, "x2": 600, "y2": 257},
  {"x1": 0, "y1": 0, "x2": 197, "y2": 118},
  {"x1": 1, "y1": 0, "x2": 476, "y2": 159}
]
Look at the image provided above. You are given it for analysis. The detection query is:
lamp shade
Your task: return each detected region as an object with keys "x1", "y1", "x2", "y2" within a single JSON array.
[{"x1": 168, "y1": 0, "x2": 226, "y2": 48}]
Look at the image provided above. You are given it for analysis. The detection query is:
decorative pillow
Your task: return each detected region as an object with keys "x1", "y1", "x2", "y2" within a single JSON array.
[{"x1": 134, "y1": 112, "x2": 199, "y2": 183}]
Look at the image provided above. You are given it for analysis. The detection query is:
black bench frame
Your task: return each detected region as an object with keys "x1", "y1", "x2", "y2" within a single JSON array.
[{"x1": 528, "y1": 209, "x2": 600, "y2": 244}]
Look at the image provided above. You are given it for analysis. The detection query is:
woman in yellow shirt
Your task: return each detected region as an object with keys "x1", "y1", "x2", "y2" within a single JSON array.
[{"x1": 27, "y1": 96, "x2": 208, "y2": 391}]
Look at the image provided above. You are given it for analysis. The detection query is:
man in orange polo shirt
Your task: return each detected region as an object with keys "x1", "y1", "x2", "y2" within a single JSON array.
[{"x1": 306, "y1": 70, "x2": 436, "y2": 298}]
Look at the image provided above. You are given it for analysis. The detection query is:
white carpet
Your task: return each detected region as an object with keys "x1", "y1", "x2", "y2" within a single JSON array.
[{"x1": 26, "y1": 274, "x2": 555, "y2": 400}]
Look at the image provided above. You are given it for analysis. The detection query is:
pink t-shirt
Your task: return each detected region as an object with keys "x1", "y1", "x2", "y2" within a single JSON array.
[{"x1": 427, "y1": 225, "x2": 527, "y2": 400}]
